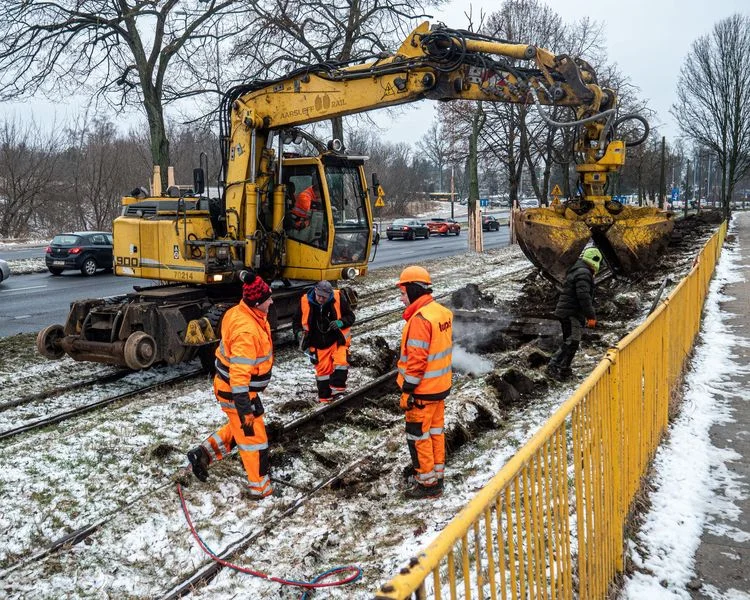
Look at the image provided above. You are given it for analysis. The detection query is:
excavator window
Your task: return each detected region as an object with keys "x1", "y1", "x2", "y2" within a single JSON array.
[
  {"x1": 282, "y1": 165, "x2": 328, "y2": 250},
  {"x1": 326, "y1": 164, "x2": 370, "y2": 264}
]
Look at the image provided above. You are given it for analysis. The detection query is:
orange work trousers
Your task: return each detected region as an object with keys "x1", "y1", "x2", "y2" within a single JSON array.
[
  {"x1": 311, "y1": 343, "x2": 349, "y2": 401},
  {"x1": 404, "y1": 400, "x2": 445, "y2": 486},
  {"x1": 201, "y1": 406, "x2": 272, "y2": 497}
]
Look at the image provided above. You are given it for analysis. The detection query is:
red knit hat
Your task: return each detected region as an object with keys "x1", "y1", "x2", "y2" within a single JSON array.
[{"x1": 240, "y1": 270, "x2": 272, "y2": 307}]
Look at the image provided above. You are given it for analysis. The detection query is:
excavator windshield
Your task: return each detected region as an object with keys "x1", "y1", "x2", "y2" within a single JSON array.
[{"x1": 326, "y1": 162, "x2": 371, "y2": 264}]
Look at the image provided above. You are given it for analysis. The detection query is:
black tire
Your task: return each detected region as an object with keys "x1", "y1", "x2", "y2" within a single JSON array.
[
  {"x1": 455, "y1": 229, "x2": 460, "y2": 236},
  {"x1": 407, "y1": 231, "x2": 415, "y2": 241},
  {"x1": 424, "y1": 230, "x2": 430, "y2": 239},
  {"x1": 48, "y1": 267, "x2": 64, "y2": 276},
  {"x1": 80, "y1": 257, "x2": 98, "y2": 276},
  {"x1": 387, "y1": 235, "x2": 393, "y2": 241}
]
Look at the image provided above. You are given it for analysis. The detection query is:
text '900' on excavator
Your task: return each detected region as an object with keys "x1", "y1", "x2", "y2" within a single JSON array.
[{"x1": 36, "y1": 21, "x2": 672, "y2": 370}]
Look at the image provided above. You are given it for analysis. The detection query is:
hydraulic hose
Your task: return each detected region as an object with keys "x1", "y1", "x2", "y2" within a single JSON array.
[{"x1": 176, "y1": 483, "x2": 363, "y2": 597}]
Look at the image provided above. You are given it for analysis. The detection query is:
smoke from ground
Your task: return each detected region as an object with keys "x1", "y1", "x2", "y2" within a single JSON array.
[{"x1": 452, "y1": 344, "x2": 494, "y2": 376}]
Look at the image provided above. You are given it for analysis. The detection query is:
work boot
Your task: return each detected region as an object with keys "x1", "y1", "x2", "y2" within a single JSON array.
[
  {"x1": 545, "y1": 363, "x2": 562, "y2": 380},
  {"x1": 404, "y1": 482, "x2": 443, "y2": 500},
  {"x1": 241, "y1": 487, "x2": 273, "y2": 501},
  {"x1": 318, "y1": 397, "x2": 332, "y2": 404},
  {"x1": 187, "y1": 446, "x2": 210, "y2": 482}
]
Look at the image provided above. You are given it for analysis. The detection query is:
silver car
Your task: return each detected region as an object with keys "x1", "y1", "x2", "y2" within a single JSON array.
[{"x1": 0, "y1": 258, "x2": 10, "y2": 284}]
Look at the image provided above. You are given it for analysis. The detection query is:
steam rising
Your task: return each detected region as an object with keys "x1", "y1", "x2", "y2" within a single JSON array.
[{"x1": 452, "y1": 344, "x2": 494, "y2": 376}]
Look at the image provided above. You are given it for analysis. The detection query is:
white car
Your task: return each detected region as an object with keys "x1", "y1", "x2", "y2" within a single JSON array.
[{"x1": 0, "y1": 258, "x2": 10, "y2": 284}]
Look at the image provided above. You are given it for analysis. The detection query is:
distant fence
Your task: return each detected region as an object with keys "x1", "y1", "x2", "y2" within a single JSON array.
[{"x1": 374, "y1": 221, "x2": 728, "y2": 599}]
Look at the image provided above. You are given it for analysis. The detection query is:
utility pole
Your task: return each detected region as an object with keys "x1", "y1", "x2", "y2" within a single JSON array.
[
  {"x1": 450, "y1": 167, "x2": 455, "y2": 219},
  {"x1": 658, "y1": 137, "x2": 666, "y2": 209}
]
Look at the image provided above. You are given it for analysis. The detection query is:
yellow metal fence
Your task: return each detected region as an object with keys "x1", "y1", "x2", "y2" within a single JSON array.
[{"x1": 375, "y1": 222, "x2": 728, "y2": 600}]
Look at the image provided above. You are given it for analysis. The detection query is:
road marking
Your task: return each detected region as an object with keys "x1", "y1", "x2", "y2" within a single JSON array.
[
  {"x1": 14, "y1": 315, "x2": 31, "y2": 320},
  {"x1": 0, "y1": 285, "x2": 47, "y2": 293}
]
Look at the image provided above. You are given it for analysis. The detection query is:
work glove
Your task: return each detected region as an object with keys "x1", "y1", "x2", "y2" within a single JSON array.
[
  {"x1": 586, "y1": 318, "x2": 597, "y2": 328},
  {"x1": 251, "y1": 396, "x2": 265, "y2": 417},
  {"x1": 399, "y1": 393, "x2": 415, "y2": 411},
  {"x1": 328, "y1": 319, "x2": 344, "y2": 330},
  {"x1": 307, "y1": 349, "x2": 319, "y2": 365},
  {"x1": 237, "y1": 410, "x2": 255, "y2": 436}
]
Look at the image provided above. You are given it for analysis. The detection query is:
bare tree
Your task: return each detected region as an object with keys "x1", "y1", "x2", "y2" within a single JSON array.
[
  {"x1": 417, "y1": 120, "x2": 450, "y2": 191},
  {"x1": 0, "y1": 0, "x2": 245, "y2": 187},
  {"x1": 672, "y1": 13, "x2": 750, "y2": 219},
  {"x1": 0, "y1": 119, "x2": 64, "y2": 238},
  {"x1": 233, "y1": 0, "x2": 445, "y2": 141}
]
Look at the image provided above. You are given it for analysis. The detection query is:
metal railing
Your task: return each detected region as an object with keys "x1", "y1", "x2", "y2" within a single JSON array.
[{"x1": 375, "y1": 222, "x2": 728, "y2": 600}]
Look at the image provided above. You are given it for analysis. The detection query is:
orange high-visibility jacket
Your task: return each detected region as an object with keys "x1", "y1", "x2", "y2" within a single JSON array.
[
  {"x1": 397, "y1": 295, "x2": 453, "y2": 401},
  {"x1": 213, "y1": 301, "x2": 274, "y2": 416},
  {"x1": 299, "y1": 289, "x2": 352, "y2": 348},
  {"x1": 290, "y1": 185, "x2": 317, "y2": 225}
]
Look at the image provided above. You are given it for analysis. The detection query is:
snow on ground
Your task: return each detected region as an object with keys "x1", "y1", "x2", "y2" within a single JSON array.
[
  {"x1": 0, "y1": 217, "x2": 729, "y2": 599},
  {"x1": 620, "y1": 216, "x2": 750, "y2": 599}
]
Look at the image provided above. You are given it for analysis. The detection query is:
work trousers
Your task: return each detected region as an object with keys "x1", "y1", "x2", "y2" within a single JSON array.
[
  {"x1": 200, "y1": 407, "x2": 272, "y2": 497},
  {"x1": 312, "y1": 343, "x2": 349, "y2": 401},
  {"x1": 549, "y1": 315, "x2": 582, "y2": 370},
  {"x1": 405, "y1": 400, "x2": 445, "y2": 486}
]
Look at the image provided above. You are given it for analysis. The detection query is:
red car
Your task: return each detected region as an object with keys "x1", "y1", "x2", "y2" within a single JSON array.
[{"x1": 426, "y1": 217, "x2": 461, "y2": 236}]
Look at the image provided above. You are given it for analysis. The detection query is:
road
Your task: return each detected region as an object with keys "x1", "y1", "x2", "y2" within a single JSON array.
[{"x1": 0, "y1": 225, "x2": 510, "y2": 338}]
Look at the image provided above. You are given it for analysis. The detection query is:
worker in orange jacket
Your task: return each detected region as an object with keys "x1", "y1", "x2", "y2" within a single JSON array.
[
  {"x1": 396, "y1": 266, "x2": 453, "y2": 499},
  {"x1": 290, "y1": 179, "x2": 321, "y2": 230},
  {"x1": 293, "y1": 280, "x2": 355, "y2": 403},
  {"x1": 187, "y1": 270, "x2": 275, "y2": 500}
]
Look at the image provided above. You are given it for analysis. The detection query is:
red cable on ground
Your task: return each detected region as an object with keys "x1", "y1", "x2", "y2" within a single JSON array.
[{"x1": 176, "y1": 483, "x2": 363, "y2": 593}]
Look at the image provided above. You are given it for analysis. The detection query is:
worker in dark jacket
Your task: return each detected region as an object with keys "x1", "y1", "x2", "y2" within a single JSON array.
[
  {"x1": 546, "y1": 247, "x2": 602, "y2": 381},
  {"x1": 293, "y1": 281, "x2": 355, "y2": 403}
]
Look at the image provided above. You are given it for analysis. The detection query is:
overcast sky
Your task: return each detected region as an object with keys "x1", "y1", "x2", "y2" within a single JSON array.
[
  {"x1": 1, "y1": 0, "x2": 747, "y2": 148},
  {"x1": 380, "y1": 0, "x2": 749, "y2": 145}
]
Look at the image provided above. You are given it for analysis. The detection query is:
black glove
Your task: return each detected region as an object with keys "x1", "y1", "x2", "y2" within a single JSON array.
[
  {"x1": 328, "y1": 319, "x2": 344, "y2": 330},
  {"x1": 237, "y1": 410, "x2": 254, "y2": 436},
  {"x1": 251, "y1": 396, "x2": 264, "y2": 417}
]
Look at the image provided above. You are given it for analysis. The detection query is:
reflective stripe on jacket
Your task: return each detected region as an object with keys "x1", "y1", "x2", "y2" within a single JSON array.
[
  {"x1": 397, "y1": 294, "x2": 453, "y2": 401},
  {"x1": 213, "y1": 301, "x2": 273, "y2": 416}
]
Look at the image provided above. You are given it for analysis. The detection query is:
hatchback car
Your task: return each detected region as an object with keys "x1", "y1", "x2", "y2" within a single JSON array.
[
  {"x1": 386, "y1": 218, "x2": 430, "y2": 240},
  {"x1": 0, "y1": 258, "x2": 10, "y2": 284},
  {"x1": 482, "y1": 215, "x2": 500, "y2": 231},
  {"x1": 45, "y1": 231, "x2": 114, "y2": 276},
  {"x1": 426, "y1": 217, "x2": 461, "y2": 236}
]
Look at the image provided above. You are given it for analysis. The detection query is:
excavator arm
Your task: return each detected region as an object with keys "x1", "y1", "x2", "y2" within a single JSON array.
[{"x1": 222, "y1": 22, "x2": 671, "y2": 282}]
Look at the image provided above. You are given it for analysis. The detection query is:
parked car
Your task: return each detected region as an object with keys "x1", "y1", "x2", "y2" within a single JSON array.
[
  {"x1": 0, "y1": 258, "x2": 10, "y2": 284},
  {"x1": 386, "y1": 218, "x2": 430, "y2": 240},
  {"x1": 45, "y1": 231, "x2": 114, "y2": 276},
  {"x1": 425, "y1": 217, "x2": 461, "y2": 236},
  {"x1": 482, "y1": 215, "x2": 500, "y2": 231},
  {"x1": 518, "y1": 197, "x2": 539, "y2": 209}
]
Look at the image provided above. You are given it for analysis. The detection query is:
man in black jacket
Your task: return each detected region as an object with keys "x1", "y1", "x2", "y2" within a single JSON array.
[
  {"x1": 546, "y1": 247, "x2": 602, "y2": 381},
  {"x1": 293, "y1": 281, "x2": 356, "y2": 402}
]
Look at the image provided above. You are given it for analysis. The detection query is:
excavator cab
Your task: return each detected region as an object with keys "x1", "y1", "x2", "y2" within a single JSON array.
[{"x1": 278, "y1": 154, "x2": 373, "y2": 281}]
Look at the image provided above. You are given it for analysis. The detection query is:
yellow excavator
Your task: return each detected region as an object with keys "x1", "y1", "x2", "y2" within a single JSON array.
[{"x1": 36, "y1": 22, "x2": 672, "y2": 370}]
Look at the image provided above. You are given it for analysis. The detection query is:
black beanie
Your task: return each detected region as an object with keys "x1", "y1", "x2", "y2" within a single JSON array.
[{"x1": 403, "y1": 282, "x2": 431, "y2": 304}]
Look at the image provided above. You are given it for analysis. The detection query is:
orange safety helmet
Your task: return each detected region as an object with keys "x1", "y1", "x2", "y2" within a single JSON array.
[{"x1": 397, "y1": 265, "x2": 432, "y2": 287}]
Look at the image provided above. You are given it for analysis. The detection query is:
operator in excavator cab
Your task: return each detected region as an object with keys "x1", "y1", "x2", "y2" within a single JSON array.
[
  {"x1": 290, "y1": 173, "x2": 322, "y2": 230},
  {"x1": 546, "y1": 248, "x2": 602, "y2": 381}
]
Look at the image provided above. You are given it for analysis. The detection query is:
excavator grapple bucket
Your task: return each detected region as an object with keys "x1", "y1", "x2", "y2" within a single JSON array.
[
  {"x1": 514, "y1": 207, "x2": 591, "y2": 283},
  {"x1": 513, "y1": 203, "x2": 674, "y2": 283},
  {"x1": 595, "y1": 205, "x2": 674, "y2": 275}
]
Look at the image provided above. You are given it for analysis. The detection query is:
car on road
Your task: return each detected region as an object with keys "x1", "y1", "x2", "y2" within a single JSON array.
[
  {"x1": 0, "y1": 258, "x2": 10, "y2": 284},
  {"x1": 45, "y1": 231, "x2": 114, "y2": 276},
  {"x1": 426, "y1": 217, "x2": 461, "y2": 236},
  {"x1": 518, "y1": 197, "x2": 539, "y2": 209},
  {"x1": 386, "y1": 218, "x2": 430, "y2": 241},
  {"x1": 482, "y1": 215, "x2": 501, "y2": 231}
]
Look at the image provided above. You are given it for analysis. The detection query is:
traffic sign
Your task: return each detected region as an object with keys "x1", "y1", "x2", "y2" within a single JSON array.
[
  {"x1": 551, "y1": 184, "x2": 562, "y2": 196},
  {"x1": 375, "y1": 197, "x2": 385, "y2": 207},
  {"x1": 671, "y1": 187, "x2": 679, "y2": 202}
]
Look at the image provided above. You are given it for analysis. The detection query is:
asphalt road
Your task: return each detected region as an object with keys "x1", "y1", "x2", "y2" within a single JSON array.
[{"x1": 0, "y1": 226, "x2": 510, "y2": 338}]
